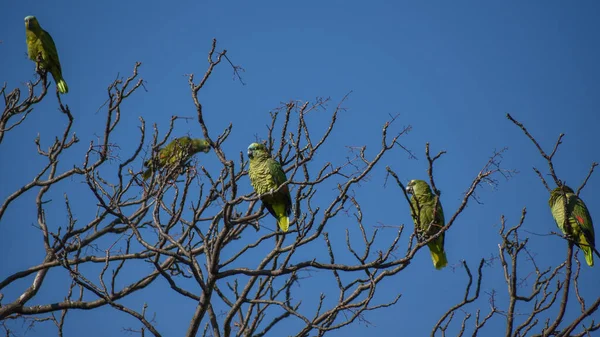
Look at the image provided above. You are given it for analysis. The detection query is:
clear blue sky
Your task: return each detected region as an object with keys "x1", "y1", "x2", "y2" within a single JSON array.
[{"x1": 1, "y1": 1, "x2": 599, "y2": 336}]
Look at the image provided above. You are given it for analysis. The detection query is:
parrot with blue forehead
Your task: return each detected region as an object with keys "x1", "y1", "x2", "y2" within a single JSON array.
[
  {"x1": 24, "y1": 16, "x2": 68, "y2": 94},
  {"x1": 247, "y1": 142, "x2": 292, "y2": 232},
  {"x1": 406, "y1": 179, "x2": 448, "y2": 269},
  {"x1": 549, "y1": 185, "x2": 596, "y2": 266},
  {"x1": 143, "y1": 137, "x2": 211, "y2": 180}
]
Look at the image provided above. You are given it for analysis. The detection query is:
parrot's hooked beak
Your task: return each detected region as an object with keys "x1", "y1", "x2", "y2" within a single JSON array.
[
  {"x1": 247, "y1": 149, "x2": 254, "y2": 159},
  {"x1": 25, "y1": 18, "x2": 31, "y2": 29},
  {"x1": 405, "y1": 185, "x2": 413, "y2": 194}
]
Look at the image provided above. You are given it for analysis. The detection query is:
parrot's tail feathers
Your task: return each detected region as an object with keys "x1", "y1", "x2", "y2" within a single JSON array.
[
  {"x1": 428, "y1": 241, "x2": 448, "y2": 270},
  {"x1": 56, "y1": 79, "x2": 68, "y2": 94},
  {"x1": 432, "y1": 251, "x2": 448, "y2": 270},
  {"x1": 277, "y1": 216, "x2": 289, "y2": 232},
  {"x1": 578, "y1": 234, "x2": 595, "y2": 267},
  {"x1": 582, "y1": 246, "x2": 594, "y2": 267},
  {"x1": 142, "y1": 169, "x2": 153, "y2": 181}
]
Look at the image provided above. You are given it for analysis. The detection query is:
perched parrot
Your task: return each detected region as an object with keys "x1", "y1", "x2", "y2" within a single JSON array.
[
  {"x1": 24, "y1": 16, "x2": 68, "y2": 94},
  {"x1": 549, "y1": 185, "x2": 596, "y2": 266},
  {"x1": 247, "y1": 143, "x2": 292, "y2": 232},
  {"x1": 143, "y1": 137, "x2": 211, "y2": 180},
  {"x1": 406, "y1": 179, "x2": 448, "y2": 270}
]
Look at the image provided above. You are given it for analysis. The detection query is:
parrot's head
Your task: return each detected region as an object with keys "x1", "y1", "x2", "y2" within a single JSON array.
[
  {"x1": 247, "y1": 142, "x2": 268, "y2": 160},
  {"x1": 191, "y1": 139, "x2": 211, "y2": 153},
  {"x1": 549, "y1": 184, "x2": 575, "y2": 207},
  {"x1": 406, "y1": 179, "x2": 432, "y2": 196},
  {"x1": 551, "y1": 185, "x2": 575, "y2": 197},
  {"x1": 561, "y1": 185, "x2": 575, "y2": 194},
  {"x1": 24, "y1": 16, "x2": 40, "y2": 31}
]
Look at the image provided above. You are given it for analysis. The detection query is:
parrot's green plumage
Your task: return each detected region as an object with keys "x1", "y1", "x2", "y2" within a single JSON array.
[
  {"x1": 143, "y1": 137, "x2": 211, "y2": 180},
  {"x1": 25, "y1": 16, "x2": 68, "y2": 94},
  {"x1": 406, "y1": 179, "x2": 448, "y2": 270},
  {"x1": 549, "y1": 185, "x2": 596, "y2": 267},
  {"x1": 247, "y1": 143, "x2": 292, "y2": 232}
]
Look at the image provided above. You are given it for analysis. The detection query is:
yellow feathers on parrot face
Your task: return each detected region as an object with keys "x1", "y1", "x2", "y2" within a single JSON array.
[{"x1": 24, "y1": 15, "x2": 69, "y2": 94}]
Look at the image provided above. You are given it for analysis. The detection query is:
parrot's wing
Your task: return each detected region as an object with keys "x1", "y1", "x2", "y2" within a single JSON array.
[
  {"x1": 159, "y1": 139, "x2": 189, "y2": 166},
  {"x1": 420, "y1": 199, "x2": 436, "y2": 228},
  {"x1": 572, "y1": 198, "x2": 596, "y2": 248},
  {"x1": 157, "y1": 148, "x2": 172, "y2": 165},
  {"x1": 269, "y1": 159, "x2": 287, "y2": 186},
  {"x1": 434, "y1": 196, "x2": 445, "y2": 225},
  {"x1": 41, "y1": 30, "x2": 62, "y2": 72},
  {"x1": 268, "y1": 159, "x2": 292, "y2": 216},
  {"x1": 173, "y1": 138, "x2": 196, "y2": 163}
]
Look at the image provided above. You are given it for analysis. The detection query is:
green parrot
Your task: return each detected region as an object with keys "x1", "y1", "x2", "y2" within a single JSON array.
[
  {"x1": 549, "y1": 185, "x2": 596, "y2": 266},
  {"x1": 143, "y1": 137, "x2": 211, "y2": 180},
  {"x1": 406, "y1": 179, "x2": 448, "y2": 270},
  {"x1": 25, "y1": 16, "x2": 68, "y2": 94},
  {"x1": 247, "y1": 143, "x2": 292, "y2": 232}
]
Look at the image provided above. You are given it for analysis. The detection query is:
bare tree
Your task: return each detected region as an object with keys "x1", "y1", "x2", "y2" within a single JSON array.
[
  {"x1": 430, "y1": 115, "x2": 600, "y2": 337},
  {"x1": 1, "y1": 40, "x2": 596, "y2": 337}
]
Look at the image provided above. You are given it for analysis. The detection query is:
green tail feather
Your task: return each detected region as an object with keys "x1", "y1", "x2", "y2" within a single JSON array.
[
  {"x1": 56, "y1": 78, "x2": 68, "y2": 94},
  {"x1": 577, "y1": 233, "x2": 595, "y2": 267},
  {"x1": 583, "y1": 247, "x2": 594, "y2": 267},
  {"x1": 428, "y1": 239, "x2": 448, "y2": 270},
  {"x1": 277, "y1": 216, "x2": 289, "y2": 232},
  {"x1": 580, "y1": 245, "x2": 594, "y2": 267}
]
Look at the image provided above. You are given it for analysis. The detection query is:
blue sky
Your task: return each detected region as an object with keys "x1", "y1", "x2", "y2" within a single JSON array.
[{"x1": 1, "y1": 1, "x2": 599, "y2": 336}]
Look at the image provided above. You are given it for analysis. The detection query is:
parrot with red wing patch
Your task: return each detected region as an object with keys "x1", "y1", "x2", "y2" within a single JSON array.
[{"x1": 549, "y1": 185, "x2": 596, "y2": 266}]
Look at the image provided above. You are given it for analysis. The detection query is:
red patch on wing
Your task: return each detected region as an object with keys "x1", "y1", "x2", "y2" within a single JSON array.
[{"x1": 576, "y1": 215, "x2": 585, "y2": 225}]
